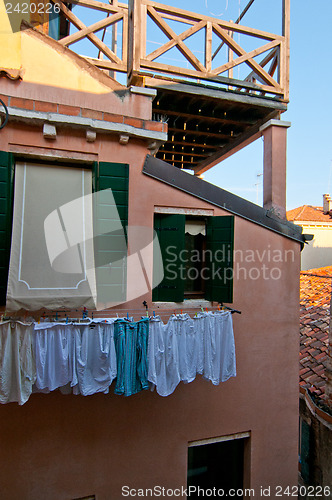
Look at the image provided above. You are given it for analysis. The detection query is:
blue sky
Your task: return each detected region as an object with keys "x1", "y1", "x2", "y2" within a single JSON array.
[
  {"x1": 200, "y1": 0, "x2": 332, "y2": 210},
  {"x1": 70, "y1": 0, "x2": 331, "y2": 210}
]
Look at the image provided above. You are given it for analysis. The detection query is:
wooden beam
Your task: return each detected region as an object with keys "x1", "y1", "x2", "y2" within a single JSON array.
[
  {"x1": 146, "y1": 20, "x2": 206, "y2": 62},
  {"x1": 140, "y1": 60, "x2": 283, "y2": 95},
  {"x1": 168, "y1": 127, "x2": 234, "y2": 139},
  {"x1": 212, "y1": 23, "x2": 281, "y2": 90},
  {"x1": 56, "y1": 1, "x2": 122, "y2": 63},
  {"x1": 58, "y1": 12, "x2": 123, "y2": 47},
  {"x1": 205, "y1": 21, "x2": 212, "y2": 72},
  {"x1": 161, "y1": 140, "x2": 223, "y2": 149},
  {"x1": 127, "y1": 0, "x2": 142, "y2": 84},
  {"x1": 282, "y1": 0, "x2": 290, "y2": 101},
  {"x1": 244, "y1": 47, "x2": 278, "y2": 83},
  {"x1": 59, "y1": 0, "x2": 127, "y2": 14},
  {"x1": 147, "y1": 6, "x2": 206, "y2": 72},
  {"x1": 160, "y1": 150, "x2": 211, "y2": 158},
  {"x1": 142, "y1": 0, "x2": 283, "y2": 41},
  {"x1": 193, "y1": 109, "x2": 279, "y2": 174},
  {"x1": 153, "y1": 108, "x2": 255, "y2": 126},
  {"x1": 212, "y1": 40, "x2": 280, "y2": 78},
  {"x1": 84, "y1": 57, "x2": 127, "y2": 73}
]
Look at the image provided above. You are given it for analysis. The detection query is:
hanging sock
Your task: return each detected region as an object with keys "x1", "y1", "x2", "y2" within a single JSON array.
[{"x1": 114, "y1": 318, "x2": 149, "y2": 396}]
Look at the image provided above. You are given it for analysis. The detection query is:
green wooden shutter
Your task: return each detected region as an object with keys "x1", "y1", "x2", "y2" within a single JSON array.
[
  {"x1": 153, "y1": 213, "x2": 185, "y2": 302},
  {"x1": 300, "y1": 420, "x2": 311, "y2": 484},
  {"x1": 0, "y1": 152, "x2": 14, "y2": 305},
  {"x1": 205, "y1": 215, "x2": 234, "y2": 303},
  {"x1": 93, "y1": 162, "x2": 129, "y2": 305}
]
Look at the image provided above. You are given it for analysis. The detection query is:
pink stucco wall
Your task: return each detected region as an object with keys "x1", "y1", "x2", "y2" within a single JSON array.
[{"x1": 0, "y1": 90, "x2": 301, "y2": 498}]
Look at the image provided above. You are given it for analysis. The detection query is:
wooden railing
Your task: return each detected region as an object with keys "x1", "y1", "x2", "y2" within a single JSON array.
[{"x1": 53, "y1": 0, "x2": 290, "y2": 101}]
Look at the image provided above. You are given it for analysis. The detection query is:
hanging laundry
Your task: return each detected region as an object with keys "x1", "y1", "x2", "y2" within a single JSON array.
[
  {"x1": 0, "y1": 322, "x2": 36, "y2": 405},
  {"x1": 199, "y1": 311, "x2": 236, "y2": 385},
  {"x1": 114, "y1": 318, "x2": 149, "y2": 396},
  {"x1": 148, "y1": 315, "x2": 180, "y2": 397},
  {"x1": 73, "y1": 322, "x2": 117, "y2": 396},
  {"x1": 34, "y1": 324, "x2": 76, "y2": 393},
  {"x1": 169, "y1": 313, "x2": 204, "y2": 384},
  {"x1": 148, "y1": 311, "x2": 236, "y2": 396}
]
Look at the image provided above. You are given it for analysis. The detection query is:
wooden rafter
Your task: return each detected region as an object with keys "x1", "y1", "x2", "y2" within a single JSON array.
[
  {"x1": 168, "y1": 127, "x2": 236, "y2": 139},
  {"x1": 154, "y1": 108, "x2": 254, "y2": 126}
]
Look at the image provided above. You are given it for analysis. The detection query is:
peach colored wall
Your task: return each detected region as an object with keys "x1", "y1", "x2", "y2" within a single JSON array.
[
  {"x1": 0, "y1": 79, "x2": 154, "y2": 120},
  {"x1": 0, "y1": 117, "x2": 301, "y2": 498}
]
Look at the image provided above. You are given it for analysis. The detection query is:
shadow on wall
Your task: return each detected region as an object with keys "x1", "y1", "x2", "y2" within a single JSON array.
[{"x1": 301, "y1": 242, "x2": 332, "y2": 271}]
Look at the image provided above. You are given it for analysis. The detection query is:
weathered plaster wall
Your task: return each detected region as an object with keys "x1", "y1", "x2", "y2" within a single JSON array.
[{"x1": 0, "y1": 117, "x2": 302, "y2": 498}]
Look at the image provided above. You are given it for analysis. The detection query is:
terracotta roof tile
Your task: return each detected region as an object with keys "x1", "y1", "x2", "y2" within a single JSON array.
[
  {"x1": 299, "y1": 267, "x2": 331, "y2": 408},
  {"x1": 287, "y1": 205, "x2": 332, "y2": 223}
]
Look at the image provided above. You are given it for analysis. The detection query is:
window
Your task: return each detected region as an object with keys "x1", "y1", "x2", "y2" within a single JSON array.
[
  {"x1": 187, "y1": 435, "x2": 249, "y2": 498},
  {"x1": 0, "y1": 152, "x2": 129, "y2": 310},
  {"x1": 152, "y1": 213, "x2": 234, "y2": 303}
]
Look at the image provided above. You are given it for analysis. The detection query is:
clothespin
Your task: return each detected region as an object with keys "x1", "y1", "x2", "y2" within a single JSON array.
[
  {"x1": 153, "y1": 311, "x2": 156, "y2": 317},
  {"x1": 127, "y1": 312, "x2": 129, "y2": 320},
  {"x1": 217, "y1": 304, "x2": 221, "y2": 311},
  {"x1": 38, "y1": 317, "x2": 40, "y2": 324},
  {"x1": 55, "y1": 312, "x2": 58, "y2": 321},
  {"x1": 143, "y1": 300, "x2": 149, "y2": 317},
  {"x1": 91, "y1": 312, "x2": 94, "y2": 320},
  {"x1": 205, "y1": 308, "x2": 208, "y2": 312},
  {"x1": 201, "y1": 306, "x2": 204, "y2": 312},
  {"x1": 181, "y1": 309, "x2": 183, "y2": 315},
  {"x1": 65, "y1": 315, "x2": 68, "y2": 324}
]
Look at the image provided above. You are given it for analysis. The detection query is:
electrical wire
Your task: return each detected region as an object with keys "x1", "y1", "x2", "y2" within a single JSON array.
[{"x1": 0, "y1": 98, "x2": 9, "y2": 130}]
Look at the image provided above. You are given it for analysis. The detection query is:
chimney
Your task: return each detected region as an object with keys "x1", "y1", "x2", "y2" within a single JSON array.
[
  {"x1": 323, "y1": 194, "x2": 332, "y2": 214},
  {"x1": 260, "y1": 119, "x2": 291, "y2": 219}
]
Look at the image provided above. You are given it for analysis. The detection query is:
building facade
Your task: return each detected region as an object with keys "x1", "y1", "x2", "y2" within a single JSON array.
[{"x1": 0, "y1": 1, "x2": 306, "y2": 498}]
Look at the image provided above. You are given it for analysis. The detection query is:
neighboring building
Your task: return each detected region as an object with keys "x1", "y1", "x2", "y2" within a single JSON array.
[
  {"x1": 299, "y1": 267, "x2": 332, "y2": 489},
  {"x1": 287, "y1": 195, "x2": 332, "y2": 271},
  {"x1": 0, "y1": 1, "x2": 307, "y2": 498}
]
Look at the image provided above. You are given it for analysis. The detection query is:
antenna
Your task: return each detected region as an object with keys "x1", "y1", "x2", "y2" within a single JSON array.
[{"x1": 255, "y1": 172, "x2": 263, "y2": 205}]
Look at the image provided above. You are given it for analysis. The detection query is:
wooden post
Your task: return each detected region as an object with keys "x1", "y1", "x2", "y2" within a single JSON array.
[
  {"x1": 110, "y1": 0, "x2": 117, "y2": 79},
  {"x1": 205, "y1": 21, "x2": 212, "y2": 73},
  {"x1": 282, "y1": 0, "x2": 290, "y2": 101},
  {"x1": 127, "y1": 0, "x2": 143, "y2": 86},
  {"x1": 228, "y1": 27, "x2": 234, "y2": 82}
]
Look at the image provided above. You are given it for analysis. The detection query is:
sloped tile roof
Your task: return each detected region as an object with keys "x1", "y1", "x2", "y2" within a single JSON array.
[
  {"x1": 300, "y1": 267, "x2": 331, "y2": 407},
  {"x1": 287, "y1": 205, "x2": 332, "y2": 223}
]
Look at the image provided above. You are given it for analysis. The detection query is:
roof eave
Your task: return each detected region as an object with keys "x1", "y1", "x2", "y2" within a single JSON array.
[{"x1": 143, "y1": 155, "x2": 306, "y2": 246}]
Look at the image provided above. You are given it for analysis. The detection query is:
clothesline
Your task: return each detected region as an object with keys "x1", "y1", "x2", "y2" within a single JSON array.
[
  {"x1": 0, "y1": 303, "x2": 241, "y2": 324},
  {"x1": 0, "y1": 310, "x2": 237, "y2": 405}
]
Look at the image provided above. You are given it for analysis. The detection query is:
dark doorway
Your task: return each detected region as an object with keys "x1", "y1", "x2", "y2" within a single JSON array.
[{"x1": 187, "y1": 437, "x2": 246, "y2": 499}]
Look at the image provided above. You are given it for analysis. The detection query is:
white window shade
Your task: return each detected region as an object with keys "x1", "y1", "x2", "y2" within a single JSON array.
[
  {"x1": 185, "y1": 220, "x2": 206, "y2": 236},
  {"x1": 6, "y1": 163, "x2": 97, "y2": 311}
]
